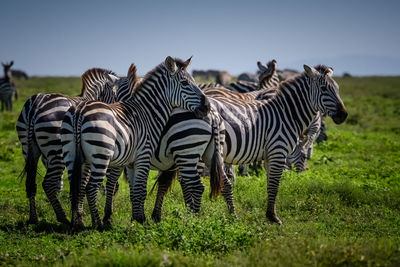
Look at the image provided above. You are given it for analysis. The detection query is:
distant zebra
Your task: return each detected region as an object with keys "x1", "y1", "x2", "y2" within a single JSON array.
[
  {"x1": 0, "y1": 61, "x2": 16, "y2": 111},
  {"x1": 16, "y1": 68, "x2": 121, "y2": 225},
  {"x1": 225, "y1": 60, "x2": 280, "y2": 93},
  {"x1": 156, "y1": 64, "x2": 347, "y2": 225},
  {"x1": 61, "y1": 57, "x2": 210, "y2": 229},
  {"x1": 238, "y1": 72, "x2": 258, "y2": 82},
  {"x1": 11, "y1": 69, "x2": 29, "y2": 80}
]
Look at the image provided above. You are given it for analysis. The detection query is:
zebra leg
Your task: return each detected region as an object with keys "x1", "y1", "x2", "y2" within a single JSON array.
[
  {"x1": 25, "y1": 147, "x2": 41, "y2": 224},
  {"x1": 71, "y1": 164, "x2": 91, "y2": 230},
  {"x1": 221, "y1": 172, "x2": 235, "y2": 215},
  {"x1": 42, "y1": 160, "x2": 70, "y2": 225},
  {"x1": 224, "y1": 164, "x2": 236, "y2": 184},
  {"x1": 238, "y1": 164, "x2": 249, "y2": 176},
  {"x1": 181, "y1": 173, "x2": 204, "y2": 213},
  {"x1": 151, "y1": 170, "x2": 176, "y2": 223},
  {"x1": 264, "y1": 158, "x2": 286, "y2": 225},
  {"x1": 86, "y1": 169, "x2": 106, "y2": 230},
  {"x1": 126, "y1": 161, "x2": 151, "y2": 224},
  {"x1": 103, "y1": 167, "x2": 123, "y2": 227}
]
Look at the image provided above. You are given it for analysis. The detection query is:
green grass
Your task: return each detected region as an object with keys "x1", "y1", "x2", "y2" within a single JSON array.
[{"x1": 0, "y1": 76, "x2": 399, "y2": 266}]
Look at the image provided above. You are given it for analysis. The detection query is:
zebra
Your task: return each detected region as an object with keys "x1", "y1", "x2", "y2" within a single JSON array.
[
  {"x1": 198, "y1": 60, "x2": 279, "y2": 95},
  {"x1": 155, "y1": 64, "x2": 347, "y2": 225},
  {"x1": 149, "y1": 59, "x2": 280, "y2": 222},
  {"x1": 0, "y1": 61, "x2": 16, "y2": 111},
  {"x1": 209, "y1": 64, "x2": 347, "y2": 224},
  {"x1": 16, "y1": 67, "x2": 121, "y2": 225},
  {"x1": 61, "y1": 57, "x2": 210, "y2": 230}
]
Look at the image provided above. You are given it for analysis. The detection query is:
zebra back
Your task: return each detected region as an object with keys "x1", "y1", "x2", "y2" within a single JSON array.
[{"x1": 79, "y1": 68, "x2": 120, "y2": 103}]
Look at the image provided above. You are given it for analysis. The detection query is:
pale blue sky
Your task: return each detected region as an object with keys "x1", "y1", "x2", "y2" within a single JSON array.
[{"x1": 1, "y1": 0, "x2": 399, "y2": 76}]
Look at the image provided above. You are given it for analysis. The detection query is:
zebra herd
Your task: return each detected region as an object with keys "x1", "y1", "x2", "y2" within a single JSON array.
[{"x1": 16, "y1": 56, "x2": 347, "y2": 231}]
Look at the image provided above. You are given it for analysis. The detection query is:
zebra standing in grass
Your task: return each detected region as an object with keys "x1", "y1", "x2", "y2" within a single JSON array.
[
  {"x1": 0, "y1": 61, "x2": 16, "y2": 111},
  {"x1": 149, "y1": 60, "x2": 280, "y2": 222},
  {"x1": 211, "y1": 65, "x2": 347, "y2": 224},
  {"x1": 155, "y1": 64, "x2": 347, "y2": 224},
  {"x1": 62, "y1": 57, "x2": 210, "y2": 230},
  {"x1": 16, "y1": 68, "x2": 121, "y2": 225}
]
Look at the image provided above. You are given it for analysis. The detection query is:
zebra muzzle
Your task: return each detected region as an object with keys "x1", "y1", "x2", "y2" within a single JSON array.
[
  {"x1": 331, "y1": 105, "x2": 348, "y2": 124},
  {"x1": 193, "y1": 96, "x2": 210, "y2": 119}
]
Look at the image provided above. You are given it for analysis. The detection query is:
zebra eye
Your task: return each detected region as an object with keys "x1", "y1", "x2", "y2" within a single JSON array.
[
  {"x1": 181, "y1": 80, "x2": 189, "y2": 86},
  {"x1": 321, "y1": 86, "x2": 328, "y2": 91}
]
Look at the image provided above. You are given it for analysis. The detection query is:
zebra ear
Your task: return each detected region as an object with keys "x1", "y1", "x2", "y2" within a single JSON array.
[
  {"x1": 127, "y1": 64, "x2": 138, "y2": 91},
  {"x1": 183, "y1": 56, "x2": 193, "y2": 69},
  {"x1": 257, "y1": 61, "x2": 268, "y2": 72},
  {"x1": 10, "y1": 61, "x2": 14, "y2": 67},
  {"x1": 267, "y1": 59, "x2": 277, "y2": 70},
  {"x1": 107, "y1": 74, "x2": 120, "y2": 83},
  {"x1": 165, "y1": 56, "x2": 177, "y2": 75},
  {"x1": 326, "y1": 67, "x2": 334, "y2": 77},
  {"x1": 304, "y1": 65, "x2": 319, "y2": 79}
]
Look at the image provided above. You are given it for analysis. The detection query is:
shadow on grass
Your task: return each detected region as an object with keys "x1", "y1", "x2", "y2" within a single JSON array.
[{"x1": 0, "y1": 219, "x2": 78, "y2": 235}]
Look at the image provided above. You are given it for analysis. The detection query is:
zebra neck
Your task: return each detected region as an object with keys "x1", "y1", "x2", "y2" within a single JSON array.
[
  {"x1": 274, "y1": 77, "x2": 317, "y2": 136},
  {"x1": 125, "y1": 77, "x2": 171, "y2": 131}
]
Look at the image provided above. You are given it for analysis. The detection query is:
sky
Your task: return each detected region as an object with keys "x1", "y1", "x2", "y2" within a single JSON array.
[{"x1": 1, "y1": 0, "x2": 400, "y2": 77}]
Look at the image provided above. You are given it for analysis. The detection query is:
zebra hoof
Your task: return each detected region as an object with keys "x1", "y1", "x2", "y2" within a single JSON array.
[
  {"x1": 131, "y1": 214, "x2": 146, "y2": 224},
  {"x1": 266, "y1": 211, "x2": 282, "y2": 225},
  {"x1": 94, "y1": 223, "x2": 104, "y2": 232},
  {"x1": 151, "y1": 212, "x2": 161, "y2": 223},
  {"x1": 102, "y1": 218, "x2": 113, "y2": 229},
  {"x1": 71, "y1": 219, "x2": 85, "y2": 232},
  {"x1": 27, "y1": 217, "x2": 38, "y2": 225},
  {"x1": 57, "y1": 216, "x2": 71, "y2": 226}
]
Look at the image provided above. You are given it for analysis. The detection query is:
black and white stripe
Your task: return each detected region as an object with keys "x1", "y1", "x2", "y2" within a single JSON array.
[
  {"x1": 16, "y1": 68, "x2": 121, "y2": 225},
  {"x1": 209, "y1": 65, "x2": 347, "y2": 224},
  {"x1": 150, "y1": 60, "x2": 280, "y2": 221},
  {"x1": 0, "y1": 61, "x2": 16, "y2": 111},
  {"x1": 62, "y1": 57, "x2": 210, "y2": 229}
]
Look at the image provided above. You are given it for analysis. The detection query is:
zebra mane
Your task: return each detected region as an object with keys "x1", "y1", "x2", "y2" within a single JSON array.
[
  {"x1": 275, "y1": 64, "x2": 336, "y2": 97},
  {"x1": 136, "y1": 58, "x2": 188, "y2": 96},
  {"x1": 314, "y1": 65, "x2": 334, "y2": 76},
  {"x1": 80, "y1": 68, "x2": 118, "y2": 96},
  {"x1": 259, "y1": 59, "x2": 277, "y2": 85}
]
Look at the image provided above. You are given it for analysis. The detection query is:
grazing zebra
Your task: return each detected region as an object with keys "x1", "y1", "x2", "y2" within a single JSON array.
[
  {"x1": 316, "y1": 119, "x2": 328, "y2": 143},
  {"x1": 62, "y1": 57, "x2": 210, "y2": 230},
  {"x1": 155, "y1": 64, "x2": 347, "y2": 224},
  {"x1": 285, "y1": 112, "x2": 322, "y2": 171},
  {"x1": 0, "y1": 61, "x2": 16, "y2": 111},
  {"x1": 16, "y1": 68, "x2": 121, "y2": 225}
]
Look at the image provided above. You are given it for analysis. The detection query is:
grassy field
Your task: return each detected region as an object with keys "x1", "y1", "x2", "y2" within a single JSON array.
[{"x1": 0, "y1": 75, "x2": 399, "y2": 266}]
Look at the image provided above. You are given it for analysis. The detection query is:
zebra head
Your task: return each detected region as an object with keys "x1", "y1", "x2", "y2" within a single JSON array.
[
  {"x1": 286, "y1": 138, "x2": 308, "y2": 172},
  {"x1": 80, "y1": 68, "x2": 121, "y2": 103},
  {"x1": 164, "y1": 56, "x2": 210, "y2": 118},
  {"x1": 2, "y1": 61, "x2": 14, "y2": 80},
  {"x1": 304, "y1": 65, "x2": 348, "y2": 124}
]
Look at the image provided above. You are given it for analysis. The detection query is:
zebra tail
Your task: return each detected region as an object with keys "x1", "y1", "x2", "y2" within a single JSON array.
[
  {"x1": 149, "y1": 170, "x2": 177, "y2": 195},
  {"x1": 19, "y1": 97, "x2": 38, "y2": 198},
  {"x1": 70, "y1": 105, "x2": 84, "y2": 210},
  {"x1": 209, "y1": 113, "x2": 224, "y2": 199}
]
